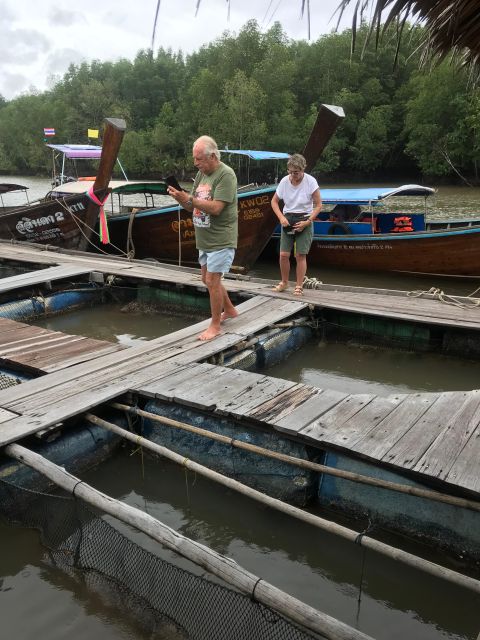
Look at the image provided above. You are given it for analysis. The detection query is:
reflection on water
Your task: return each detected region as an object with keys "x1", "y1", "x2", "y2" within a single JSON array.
[
  {"x1": 266, "y1": 340, "x2": 480, "y2": 394},
  {"x1": 33, "y1": 302, "x2": 196, "y2": 346}
]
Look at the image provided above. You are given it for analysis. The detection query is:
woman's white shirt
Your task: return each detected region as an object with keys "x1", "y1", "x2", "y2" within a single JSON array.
[{"x1": 276, "y1": 173, "x2": 319, "y2": 214}]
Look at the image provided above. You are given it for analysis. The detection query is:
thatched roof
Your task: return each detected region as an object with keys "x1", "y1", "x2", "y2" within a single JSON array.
[{"x1": 337, "y1": 0, "x2": 480, "y2": 67}]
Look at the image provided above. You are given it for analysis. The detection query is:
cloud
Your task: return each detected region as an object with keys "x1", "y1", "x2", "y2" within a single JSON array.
[
  {"x1": 45, "y1": 48, "x2": 85, "y2": 77},
  {"x1": 0, "y1": 0, "x2": 354, "y2": 100},
  {"x1": 0, "y1": 70, "x2": 30, "y2": 98},
  {"x1": 48, "y1": 7, "x2": 87, "y2": 27}
]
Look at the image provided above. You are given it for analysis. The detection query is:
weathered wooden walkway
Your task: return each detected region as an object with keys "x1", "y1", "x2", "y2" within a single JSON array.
[
  {"x1": 0, "y1": 317, "x2": 124, "y2": 373},
  {"x1": 1, "y1": 240, "x2": 480, "y2": 329},
  {"x1": 0, "y1": 240, "x2": 479, "y2": 498}
]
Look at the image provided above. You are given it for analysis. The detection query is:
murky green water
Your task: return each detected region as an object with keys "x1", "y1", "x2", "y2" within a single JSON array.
[{"x1": 2, "y1": 177, "x2": 480, "y2": 639}]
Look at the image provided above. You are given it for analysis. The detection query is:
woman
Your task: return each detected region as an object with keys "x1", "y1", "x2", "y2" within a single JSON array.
[{"x1": 270, "y1": 154, "x2": 322, "y2": 296}]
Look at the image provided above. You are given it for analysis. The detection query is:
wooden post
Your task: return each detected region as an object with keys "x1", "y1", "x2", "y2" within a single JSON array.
[
  {"x1": 5, "y1": 442, "x2": 374, "y2": 640},
  {"x1": 302, "y1": 104, "x2": 345, "y2": 173},
  {"x1": 80, "y1": 117, "x2": 126, "y2": 250}
]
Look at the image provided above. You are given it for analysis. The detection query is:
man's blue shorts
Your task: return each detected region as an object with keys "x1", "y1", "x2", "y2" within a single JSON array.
[{"x1": 198, "y1": 248, "x2": 235, "y2": 273}]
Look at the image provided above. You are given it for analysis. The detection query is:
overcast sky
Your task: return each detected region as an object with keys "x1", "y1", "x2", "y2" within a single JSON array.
[{"x1": 1, "y1": 0, "x2": 353, "y2": 101}]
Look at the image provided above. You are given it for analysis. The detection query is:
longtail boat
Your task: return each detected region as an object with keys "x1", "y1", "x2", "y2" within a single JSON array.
[
  {"x1": 264, "y1": 184, "x2": 480, "y2": 277},
  {"x1": 0, "y1": 118, "x2": 126, "y2": 251},
  {"x1": 56, "y1": 105, "x2": 345, "y2": 272}
]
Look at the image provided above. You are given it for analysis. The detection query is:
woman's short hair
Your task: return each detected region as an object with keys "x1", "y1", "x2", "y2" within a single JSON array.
[
  {"x1": 287, "y1": 153, "x2": 307, "y2": 172},
  {"x1": 194, "y1": 135, "x2": 221, "y2": 160}
]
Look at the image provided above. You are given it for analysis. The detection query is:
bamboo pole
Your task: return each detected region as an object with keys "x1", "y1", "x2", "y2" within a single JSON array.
[
  {"x1": 111, "y1": 402, "x2": 480, "y2": 514},
  {"x1": 5, "y1": 442, "x2": 373, "y2": 640},
  {"x1": 87, "y1": 413, "x2": 480, "y2": 595}
]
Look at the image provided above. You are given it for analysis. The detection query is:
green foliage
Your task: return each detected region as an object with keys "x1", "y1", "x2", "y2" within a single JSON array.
[{"x1": 0, "y1": 20, "x2": 478, "y2": 182}]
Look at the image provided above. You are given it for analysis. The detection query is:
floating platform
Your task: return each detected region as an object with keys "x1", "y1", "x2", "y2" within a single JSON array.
[{"x1": 0, "y1": 240, "x2": 479, "y2": 559}]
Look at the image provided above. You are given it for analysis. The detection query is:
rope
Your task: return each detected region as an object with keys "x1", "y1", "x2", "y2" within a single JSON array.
[
  {"x1": 302, "y1": 276, "x2": 323, "y2": 289},
  {"x1": 87, "y1": 186, "x2": 110, "y2": 244},
  {"x1": 56, "y1": 197, "x2": 132, "y2": 259},
  {"x1": 177, "y1": 206, "x2": 182, "y2": 266},
  {"x1": 407, "y1": 287, "x2": 480, "y2": 309},
  {"x1": 126, "y1": 209, "x2": 136, "y2": 260}
]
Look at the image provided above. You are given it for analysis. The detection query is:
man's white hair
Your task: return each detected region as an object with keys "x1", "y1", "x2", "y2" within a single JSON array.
[{"x1": 193, "y1": 135, "x2": 220, "y2": 160}]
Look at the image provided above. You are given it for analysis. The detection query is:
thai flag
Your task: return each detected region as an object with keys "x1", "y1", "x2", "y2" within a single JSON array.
[{"x1": 43, "y1": 128, "x2": 55, "y2": 136}]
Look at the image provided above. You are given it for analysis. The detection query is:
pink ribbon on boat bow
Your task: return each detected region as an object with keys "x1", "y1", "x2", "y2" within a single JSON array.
[{"x1": 87, "y1": 185, "x2": 110, "y2": 244}]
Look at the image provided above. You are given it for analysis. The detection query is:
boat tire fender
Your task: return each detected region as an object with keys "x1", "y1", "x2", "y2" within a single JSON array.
[{"x1": 328, "y1": 222, "x2": 352, "y2": 235}]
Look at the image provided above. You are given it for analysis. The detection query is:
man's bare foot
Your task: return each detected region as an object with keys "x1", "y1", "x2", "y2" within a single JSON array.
[
  {"x1": 198, "y1": 326, "x2": 222, "y2": 341},
  {"x1": 220, "y1": 308, "x2": 239, "y2": 322}
]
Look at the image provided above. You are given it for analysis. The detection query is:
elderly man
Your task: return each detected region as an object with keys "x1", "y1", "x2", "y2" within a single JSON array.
[{"x1": 167, "y1": 135, "x2": 239, "y2": 341}]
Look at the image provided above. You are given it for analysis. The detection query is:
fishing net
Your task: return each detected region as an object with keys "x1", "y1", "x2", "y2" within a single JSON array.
[{"x1": 0, "y1": 479, "x2": 322, "y2": 640}]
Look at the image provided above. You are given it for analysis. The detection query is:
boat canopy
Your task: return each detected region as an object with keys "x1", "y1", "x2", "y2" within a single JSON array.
[
  {"x1": 46, "y1": 144, "x2": 104, "y2": 159},
  {"x1": 50, "y1": 180, "x2": 170, "y2": 197},
  {"x1": 0, "y1": 183, "x2": 29, "y2": 194},
  {"x1": 221, "y1": 150, "x2": 291, "y2": 161},
  {"x1": 320, "y1": 185, "x2": 435, "y2": 205}
]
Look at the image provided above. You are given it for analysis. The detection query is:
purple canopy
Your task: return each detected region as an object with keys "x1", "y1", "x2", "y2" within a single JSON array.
[{"x1": 46, "y1": 144, "x2": 102, "y2": 159}]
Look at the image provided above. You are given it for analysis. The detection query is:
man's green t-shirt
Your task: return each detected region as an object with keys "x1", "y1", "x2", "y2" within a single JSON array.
[{"x1": 191, "y1": 162, "x2": 238, "y2": 251}]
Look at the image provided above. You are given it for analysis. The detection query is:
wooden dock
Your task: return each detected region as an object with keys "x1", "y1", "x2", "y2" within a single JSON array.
[
  {"x1": 0, "y1": 241, "x2": 479, "y2": 499},
  {"x1": 0, "y1": 317, "x2": 124, "y2": 373}
]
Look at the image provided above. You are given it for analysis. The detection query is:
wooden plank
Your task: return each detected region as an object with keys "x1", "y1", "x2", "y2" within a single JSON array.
[
  {"x1": 382, "y1": 392, "x2": 470, "y2": 469},
  {"x1": 445, "y1": 421, "x2": 480, "y2": 493},
  {"x1": 351, "y1": 393, "x2": 439, "y2": 460},
  {"x1": 137, "y1": 363, "x2": 210, "y2": 401},
  {"x1": 0, "y1": 334, "x2": 85, "y2": 357},
  {"x1": 0, "y1": 359, "x2": 187, "y2": 446},
  {"x1": 163, "y1": 365, "x2": 230, "y2": 410},
  {"x1": 222, "y1": 298, "x2": 307, "y2": 338},
  {"x1": 273, "y1": 388, "x2": 345, "y2": 435},
  {"x1": 300, "y1": 394, "x2": 376, "y2": 443},
  {"x1": 44, "y1": 343, "x2": 125, "y2": 372},
  {"x1": 413, "y1": 390, "x2": 480, "y2": 482},
  {"x1": 250, "y1": 384, "x2": 317, "y2": 424},
  {"x1": 316, "y1": 394, "x2": 404, "y2": 449},
  {"x1": 0, "y1": 407, "x2": 18, "y2": 424},
  {"x1": 217, "y1": 375, "x2": 297, "y2": 419},
  {"x1": 0, "y1": 264, "x2": 91, "y2": 293},
  {"x1": 0, "y1": 325, "x2": 54, "y2": 348}
]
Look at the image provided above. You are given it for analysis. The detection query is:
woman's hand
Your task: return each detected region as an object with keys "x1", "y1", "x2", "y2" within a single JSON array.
[{"x1": 293, "y1": 219, "x2": 311, "y2": 231}]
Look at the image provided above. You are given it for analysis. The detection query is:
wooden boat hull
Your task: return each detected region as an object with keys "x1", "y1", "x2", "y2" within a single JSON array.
[
  {"x1": 0, "y1": 194, "x2": 95, "y2": 249},
  {"x1": 307, "y1": 227, "x2": 480, "y2": 276},
  {"x1": 103, "y1": 186, "x2": 278, "y2": 272}
]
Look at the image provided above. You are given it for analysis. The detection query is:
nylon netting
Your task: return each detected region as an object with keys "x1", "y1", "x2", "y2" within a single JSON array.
[{"x1": 0, "y1": 479, "x2": 321, "y2": 640}]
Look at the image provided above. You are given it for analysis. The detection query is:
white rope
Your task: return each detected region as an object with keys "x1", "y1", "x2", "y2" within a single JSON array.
[
  {"x1": 407, "y1": 287, "x2": 480, "y2": 309},
  {"x1": 302, "y1": 276, "x2": 323, "y2": 289}
]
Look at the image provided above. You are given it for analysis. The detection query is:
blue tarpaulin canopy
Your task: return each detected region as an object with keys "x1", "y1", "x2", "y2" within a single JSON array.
[
  {"x1": 320, "y1": 185, "x2": 435, "y2": 205},
  {"x1": 221, "y1": 149, "x2": 291, "y2": 161}
]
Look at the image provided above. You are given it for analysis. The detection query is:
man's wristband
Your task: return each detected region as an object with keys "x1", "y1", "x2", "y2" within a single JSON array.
[{"x1": 186, "y1": 196, "x2": 193, "y2": 208}]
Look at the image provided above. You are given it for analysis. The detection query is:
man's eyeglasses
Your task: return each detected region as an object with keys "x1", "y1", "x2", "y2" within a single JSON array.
[{"x1": 288, "y1": 170, "x2": 303, "y2": 175}]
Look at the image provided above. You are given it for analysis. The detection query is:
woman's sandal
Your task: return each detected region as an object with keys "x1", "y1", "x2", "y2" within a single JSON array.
[
  {"x1": 272, "y1": 282, "x2": 289, "y2": 292},
  {"x1": 293, "y1": 285, "x2": 303, "y2": 296}
]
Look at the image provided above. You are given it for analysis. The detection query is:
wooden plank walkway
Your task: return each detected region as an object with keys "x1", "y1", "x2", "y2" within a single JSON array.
[
  {"x1": 138, "y1": 363, "x2": 480, "y2": 496},
  {"x1": 0, "y1": 317, "x2": 125, "y2": 373},
  {"x1": 0, "y1": 295, "x2": 307, "y2": 446},
  {"x1": 0, "y1": 264, "x2": 93, "y2": 294},
  {"x1": 1, "y1": 241, "x2": 480, "y2": 330},
  {"x1": 0, "y1": 241, "x2": 479, "y2": 499}
]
